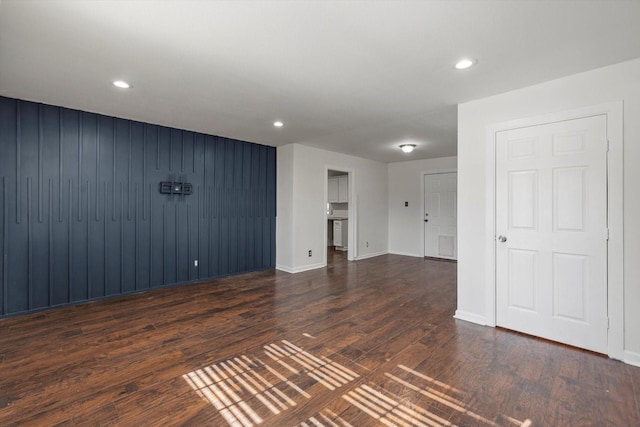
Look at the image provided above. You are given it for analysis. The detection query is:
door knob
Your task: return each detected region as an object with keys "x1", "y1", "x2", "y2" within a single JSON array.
[{"x1": 498, "y1": 235, "x2": 507, "y2": 243}]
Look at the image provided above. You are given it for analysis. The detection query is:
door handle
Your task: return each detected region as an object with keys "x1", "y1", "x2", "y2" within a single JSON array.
[
  {"x1": 424, "y1": 219, "x2": 429, "y2": 222},
  {"x1": 498, "y1": 235, "x2": 507, "y2": 243}
]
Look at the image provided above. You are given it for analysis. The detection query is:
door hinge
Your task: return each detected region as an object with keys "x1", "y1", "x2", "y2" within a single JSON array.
[
  {"x1": 607, "y1": 317, "x2": 610, "y2": 330},
  {"x1": 606, "y1": 140, "x2": 610, "y2": 152},
  {"x1": 606, "y1": 228, "x2": 610, "y2": 241}
]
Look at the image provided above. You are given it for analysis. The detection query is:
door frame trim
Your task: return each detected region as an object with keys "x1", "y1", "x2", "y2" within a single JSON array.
[
  {"x1": 484, "y1": 102, "x2": 624, "y2": 360},
  {"x1": 422, "y1": 171, "x2": 458, "y2": 259}
]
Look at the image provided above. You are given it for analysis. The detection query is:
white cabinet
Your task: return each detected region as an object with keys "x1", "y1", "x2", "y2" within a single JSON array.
[
  {"x1": 337, "y1": 175, "x2": 348, "y2": 202},
  {"x1": 328, "y1": 175, "x2": 348, "y2": 203},
  {"x1": 328, "y1": 177, "x2": 339, "y2": 202},
  {"x1": 333, "y1": 219, "x2": 348, "y2": 248}
]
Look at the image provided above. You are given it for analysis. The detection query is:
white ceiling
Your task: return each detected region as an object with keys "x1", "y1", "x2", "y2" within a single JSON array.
[{"x1": 1, "y1": 1, "x2": 640, "y2": 163}]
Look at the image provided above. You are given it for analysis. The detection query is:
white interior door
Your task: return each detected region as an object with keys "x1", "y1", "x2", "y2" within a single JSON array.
[
  {"x1": 495, "y1": 115, "x2": 608, "y2": 353},
  {"x1": 424, "y1": 173, "x2": 457, "y2": 259}
]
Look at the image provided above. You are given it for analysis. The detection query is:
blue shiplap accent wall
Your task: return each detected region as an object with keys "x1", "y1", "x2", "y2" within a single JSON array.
[{"x1": 0, "y1": 96, "x2": 276, "y2": 317}]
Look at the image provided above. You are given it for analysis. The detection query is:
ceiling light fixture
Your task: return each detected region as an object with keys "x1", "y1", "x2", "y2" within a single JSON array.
[
  {"x1": 400, "y1": 144, "x2": 416, "y2": 153},
  {"x1": 454, "y1": 58, "x2": 476, "y2": 70},
  {"x1": 273, "y1": 121, "x2": 284, "y2": 127},
  {"x1": 113, "y1": 80, "x2": 130, "y2": 89}
]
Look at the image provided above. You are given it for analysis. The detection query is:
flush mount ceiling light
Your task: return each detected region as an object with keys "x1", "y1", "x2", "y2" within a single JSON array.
[
  {"x1": 454, "y1": 58, "x2": 477, "y2": 70},
  {"x1": 400, "y1": 144, "x2": 416, "y2": 153},
  {"x1": 273, "y1": 121, "x2": 284, "y2": 127},
  {"x1": 113, "y1": 80, "x2": 130, "y2": 89}
]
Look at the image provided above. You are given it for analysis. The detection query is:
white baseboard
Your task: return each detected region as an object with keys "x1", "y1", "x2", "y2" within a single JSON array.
[
  {"x1": 275, "y1": 264, "x2": 294, "y2": 273},
  {"x1": 387, "y1": 250, "x2": 422, "y2": 258},
  {"x1": 454, "y1": 310, "x2": 488, "y2": 326},
  {"x1": 624, "y1": 350, "x2": 640, "y2": 367},
  {"x1": 275, "y1": 262, "x2": 326, "y2": 274},
  {"x1": 355, "y1": 251, "x2": 387, "y2": 261}
]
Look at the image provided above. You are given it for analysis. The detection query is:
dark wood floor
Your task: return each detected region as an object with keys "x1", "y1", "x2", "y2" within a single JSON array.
[{"x1": 1, "y1": 250, "x2": 639, "y2": 426}]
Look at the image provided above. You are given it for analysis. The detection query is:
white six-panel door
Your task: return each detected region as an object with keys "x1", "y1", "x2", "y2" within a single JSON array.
[
  {"x1": 424, "y1": 173, "x2": 457, "y2": 260},
  {"x1": 495, "y1": 115, "x2": 608, "y2": 353}
]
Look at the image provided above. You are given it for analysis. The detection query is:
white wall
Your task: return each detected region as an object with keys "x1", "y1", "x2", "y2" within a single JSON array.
[
  {"x1": 276, "y1": 143, "x2": 388, "y2": 273},
  {"x1": 275, "y1": 144, "x2": 294, "y2": 270},
  {"x1": 457, "y1": 58, "x2": 640, "y2": 362},
  {"x1": 388, "y1": 157, "x2": 457, "y2": 257}
]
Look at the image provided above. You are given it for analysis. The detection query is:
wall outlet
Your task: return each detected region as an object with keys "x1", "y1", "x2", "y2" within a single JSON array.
[
  {"x1": 194, "y1": 260, "x2": 198, "y2": 267},
  {"x1": 366, "y1": 241, "x2": 369, "y2": 247},
  {"x1": 308, "y1": 250, "x2": 312, "y2": 257}
]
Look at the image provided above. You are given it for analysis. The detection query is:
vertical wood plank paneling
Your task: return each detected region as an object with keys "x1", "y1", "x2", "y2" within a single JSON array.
[
  {"x1": 169, "y1": 130, "x2": 174, "y2": 171},
  {"x1": 16, "y1": 101, "x2": 21, "y2": 224},
  {"x1": 37, "y1": 105, "x2": 43, "y2": 223},
  {"x1": 155, "y1": 126, "x2": 160, "y2": 170},
  {"x1": 67, "y1": 179, "x2": 73, "y2": 301},
  {"x1": 134, "y1": 183, "x2": 139, "y2": 290},
  {"x1": 162, "y1": 204, "x2": 167, "y2": 286},
  {"x1": 203, "y1": 137, "x2": 208, "y2": 219},
  {"x1": 181, "y1": 132, "x2": 185, "y2": 172},
  {"x1": 197, "y1": 185, "x2": 201, "y2": 280},
  {"x1": 103, "y1": 181, "x2": 108, "y2": 297},
  {"x1": 86, "y1": 179, "x2": 91, "y2": 299},
  {"x1": 220, "y1": 140, "x2": 230, "y2": 274},
  {"x1": 191, "y1": 133, "x2": 197, "y2": 174},
  {"x1": 206, "y1": 139, "x2": 212, "y2": 277},
  {"x1": 48, "y1": 179, "x2": 53, "y2": 305},
  {"x1": 111, "y1": 119, "x2": 116, "y2": 221},
  {"x1": 2, "y1": 176, "x2": 6, "y2": 315},
  {"x1": 148, "y1": 184, "x2": 153, "y2": 288},
  {"x1": 77, "y1": 113, "x2": 83, "y2": 222},
  {"x1": 174, "y1": 203, "x2": 179, "y2": 284},
  {"x1": 127, "y1": 122, "x2": 132, "y2": 221},
  {"x1": 119, "y1": 182, "x2": 124, "y2": 294},
  {"x1": 76, "y1": 179, "x2": 83, "y2": 225},
  {"x1": 142, "y1": 125, "x2": 147, "y2": 221},
  {"x1": 95, "y1": 116, "x2": 100, "y2": 221},
  {"x1": 27, "y1": 177, "x2": 32, "y2": 309},
  {"x1": 58, "y1": 109, "x2": 64, "y2": 222},
  {"x1": 187, "y1": 204, "x2": 191, "y2": 281},
  {"x1": 208, "y1": 189, "x2": 214, "y2": 278},
  {"x1": 0, "y1": 176, "x2": 7, "y2": 315},
  {"x1": 0, "y1": 96, "x2": 275, "y2": 317}
]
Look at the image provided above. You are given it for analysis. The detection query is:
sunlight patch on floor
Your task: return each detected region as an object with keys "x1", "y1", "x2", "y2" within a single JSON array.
[
  {"x1": 183, "y1": 340, "x2": 359, "y2": 427},
  {"x1": 379, "y1": 365, "x2": 533, "y2": 427},
  {"x1": 298, "y1": 365, "x2": 534, "y2": 427},
  {"x1": 183, "y1": 341, "x2": 532, "y2": 427}
]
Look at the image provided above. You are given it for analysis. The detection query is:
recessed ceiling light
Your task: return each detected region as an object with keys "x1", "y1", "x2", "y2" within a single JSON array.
[
  {"x1": 454, "y1": 58, "x2": 476, "y2": 70},
  {"x1": 273, "y1": 121, "x2": 284, "y2": 127},
  {"x1": 113, "y1": 80, "x2": 130, "y2": 89},
  {"x1": 400, "y1": 144, "x2": 416, "y2": 153}
]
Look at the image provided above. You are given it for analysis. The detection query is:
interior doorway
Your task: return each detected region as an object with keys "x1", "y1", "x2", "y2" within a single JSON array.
[
  {"x1": 423, "y1": 172, "x2": 457, "y2": 260},
  {"x1": 481, "y1": 102, "x2": 624, "y2": 360},
  {"x1": 326, "y1": 169, "x2": 352, "y2": 265},
  {"x1": 495, "y1": 115, "x2": 608, "y2": 353}
]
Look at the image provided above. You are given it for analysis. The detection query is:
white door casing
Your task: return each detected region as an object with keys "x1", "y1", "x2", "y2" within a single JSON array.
[
  {"x1": 424, "y1": 173, "x2": 457, "y2": 260},
  {"x1": 495, "y1": 115, "x2": 608, "y2": 353}
]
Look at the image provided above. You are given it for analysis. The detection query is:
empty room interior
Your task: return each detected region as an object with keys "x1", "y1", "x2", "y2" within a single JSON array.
[{"x1": 2, "y1": 1, "x2": 640, "y2": 426}]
